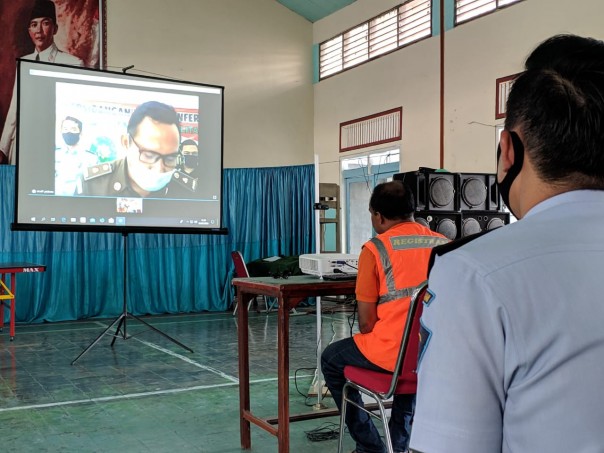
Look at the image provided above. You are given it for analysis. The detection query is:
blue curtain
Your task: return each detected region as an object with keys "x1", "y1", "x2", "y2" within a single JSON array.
[{"x1": 0, "y1": 164, "x2": 315, "y2": 323}]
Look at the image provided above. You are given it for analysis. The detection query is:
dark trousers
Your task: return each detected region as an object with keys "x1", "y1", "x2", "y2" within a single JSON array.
[{"x1": 321, "y1": 337, "x2": 415, "y2": 453}]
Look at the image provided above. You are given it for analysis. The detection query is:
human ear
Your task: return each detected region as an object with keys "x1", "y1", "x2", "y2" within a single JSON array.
[
  {"x1": 498, "y1": 129, "x2": 515, "y2": 173},
  {"x1": 121, "y1": 134, "x2": 130, "y2": 150}
]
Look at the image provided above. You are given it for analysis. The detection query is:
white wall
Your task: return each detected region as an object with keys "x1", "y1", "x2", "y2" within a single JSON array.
[
  {"x1": 105, "y1": 0, "x2": 604, "y2": 175},
  {"x1": 106, "y1": 0, "x2": 314, "y2": 169},
  {"x1": 313, "y1": 0, "x2": 604, "y2": 183}
]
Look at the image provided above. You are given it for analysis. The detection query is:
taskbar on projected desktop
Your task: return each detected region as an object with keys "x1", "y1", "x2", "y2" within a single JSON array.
[{"x1": 11, "y1": 216, "x2": 226, "y2": 234}]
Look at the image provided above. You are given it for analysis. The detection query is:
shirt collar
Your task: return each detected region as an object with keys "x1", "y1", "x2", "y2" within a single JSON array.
[
  {"x1": 36, "y1": 42, "x2": 58, "y2": 61},
  {"x1": 525, "y1": 190, "x2": 604, "y2": 218}
]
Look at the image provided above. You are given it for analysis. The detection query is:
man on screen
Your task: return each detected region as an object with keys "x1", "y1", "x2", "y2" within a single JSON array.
[
  {"x1": 77, "y1": 101, "x2": 197, "y2": 198},
  {"x1": 55, "y1": 116, "x2": 97, "y2": 196},
  {"x1": 179, "y1": 138, "x2": 200, "y2": 180},
  {"x1": 0, "y1": 0, "x2": 84, "y2": 164}
]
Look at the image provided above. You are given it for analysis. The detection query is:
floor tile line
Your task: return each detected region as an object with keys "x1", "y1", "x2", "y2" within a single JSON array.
[
  {"x1": 134, "y1": 337, "x2": 239, "y2": 383},
  {"x1": 0, "y1": 374, "x2": 314, "y2": 413}
]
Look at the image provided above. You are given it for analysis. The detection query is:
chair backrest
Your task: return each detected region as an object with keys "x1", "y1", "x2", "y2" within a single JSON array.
[
  {"x1": 385, "y1": 282, "x2": 428, "y2": 398},
  {"x1": 231, "y1": 251, "x2": 250, "y2": 278}
]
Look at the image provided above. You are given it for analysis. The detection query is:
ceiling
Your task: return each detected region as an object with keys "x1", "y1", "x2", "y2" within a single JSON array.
[{"x1": 276, "y1": 0, "x2": 356, "y2": 23}]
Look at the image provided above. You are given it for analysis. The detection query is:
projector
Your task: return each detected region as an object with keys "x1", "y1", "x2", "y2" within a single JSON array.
[{"x1": 299, "y1": 253, "x2": 359, "y2": 277}]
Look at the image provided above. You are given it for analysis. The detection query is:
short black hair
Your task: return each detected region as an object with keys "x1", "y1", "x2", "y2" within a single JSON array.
[
  {"x1": 180, "y1": 139, "x2": 198, "y2": 150},
  {"x1": 127, "y1": 101, "x2": 181, "y2": 141},
  {"x1": 63, "y1": 116, "x2": 82, "y2": 132},
  {"x1": 369, "y1": 180, "x2": 415, "y2": 220},
  {"x1": 505, "y1": 34, "x2": 604, "y2": 189}
]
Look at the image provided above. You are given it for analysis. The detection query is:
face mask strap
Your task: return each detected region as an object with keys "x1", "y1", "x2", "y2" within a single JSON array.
[{"x1": 497, "y1": 130, "x2": 525, "y2": 216}]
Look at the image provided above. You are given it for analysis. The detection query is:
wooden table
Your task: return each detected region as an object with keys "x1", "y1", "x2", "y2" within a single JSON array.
[
  {"x1": 233, "y1": 275, "x2": 356, "y2": 452},
  {"x1": 0, "y1": 262, "x2": 46, "y2": 340}
]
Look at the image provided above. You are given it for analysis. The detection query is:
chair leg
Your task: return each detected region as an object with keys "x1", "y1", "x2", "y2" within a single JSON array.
[
  {"x1": 340, "y1": 385, "x2": 396, "y2": 453},
  {"x1": 374, "y1": 400, "x2": 394, "y2": 453},
  {"x1": 265, "y1": 296, "x2": 278, "y2": 313},
  {"x1": 337, "y1": 384, "x2": 349, "y2": 453},
  {"x1": 233, "y1": 297, "x2": 259, "y2": 316}
]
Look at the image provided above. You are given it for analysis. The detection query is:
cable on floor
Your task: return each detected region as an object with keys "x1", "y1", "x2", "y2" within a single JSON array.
[
  {"x1": 305, "y1": 422, "x2": 341, "y2": 441},
  {"x1": 348, "y1": 302, "x2": 357, "y2": 336}
]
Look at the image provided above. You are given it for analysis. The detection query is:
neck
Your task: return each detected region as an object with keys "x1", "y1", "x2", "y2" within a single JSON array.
[
  {"x1": 36, "y1": 43, "x2": 53, "y2": 53},
  {"x1": 383, "y1": 218, "x2": 412, "y2": 232},
  {"x1": 509, "y1": 156, "x2": 571, "y2": 218}
]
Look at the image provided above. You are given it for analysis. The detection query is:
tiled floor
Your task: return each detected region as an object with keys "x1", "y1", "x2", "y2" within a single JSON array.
[{"x1": 0, "y1": 300, "x2": 362, "y2": 452}]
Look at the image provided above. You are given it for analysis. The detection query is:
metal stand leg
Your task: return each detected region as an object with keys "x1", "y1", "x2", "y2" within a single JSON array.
[{"x1": 72, "y1": 232, "x2": 193, "y2": 365}]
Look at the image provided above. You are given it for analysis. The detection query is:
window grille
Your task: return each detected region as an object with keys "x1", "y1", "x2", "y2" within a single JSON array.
[
  {"x1": 399, "y1": 0, "x2": 431, "y2": 46},
  {"x1": 495, "y1": 73, "x2": 520, "y2": 119},
  {"x1": 340, "y1": 107, "x2": 402, "y2": 152},
  {"x1": 319, "y1": 35, "x2": 343, "y2": 78},
  {"x1": 369, "y1": 9, "x2": 398, "y2": 58},
  {"x1": 319, "y1": 0, "x2": 431, "y2": 80},
  {"x1": 455, "y1": 0, "x2": 523, "y2": 25},
  {"x1": 343, "y1": 23, "x2": 369, "y2": 68}
]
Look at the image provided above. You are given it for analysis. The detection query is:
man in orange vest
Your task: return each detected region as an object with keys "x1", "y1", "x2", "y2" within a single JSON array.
[{"x1": 321, "y1": 180, "x2": 448, "y2": 453}]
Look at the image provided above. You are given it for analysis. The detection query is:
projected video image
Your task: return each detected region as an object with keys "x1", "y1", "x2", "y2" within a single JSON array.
[{"x1": 54, "y1": 84, "x2": 199, "y2": 199}]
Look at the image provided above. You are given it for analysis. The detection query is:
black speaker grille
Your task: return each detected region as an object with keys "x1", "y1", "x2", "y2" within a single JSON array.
[
  {"x1": 430, "y1": 177, "x2": 455, "y2": 208},
  {"x1": 436, "y1": 217, "x2": 458, "y2": 240},
  {"x1": 394, "y1": 170, "x2": 457, "y2": 211},
  {"x1": 462, "y1": 217, "x2": 482, "y2": 236},
  {"x1": 461, "y1": 211, "x2": 510, "y2": 237},
  {"x1": 415, "y1": 211, "x2": 461, "y2": 241},
  {"x1": 461, "y1": 177, "x2": 487, "y2": 208}
]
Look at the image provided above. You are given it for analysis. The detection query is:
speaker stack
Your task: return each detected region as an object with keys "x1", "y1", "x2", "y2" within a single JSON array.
[{"x1": 394, "y1": 169, "x2": 509, "y2": 240}]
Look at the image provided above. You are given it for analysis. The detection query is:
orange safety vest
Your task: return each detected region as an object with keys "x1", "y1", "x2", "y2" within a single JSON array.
[{"x1": 354, "y1": 221, "x2": 448, "y2": 371}]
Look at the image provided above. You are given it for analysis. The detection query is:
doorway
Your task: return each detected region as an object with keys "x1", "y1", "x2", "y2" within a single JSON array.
[{"x1": 341, "y1": 149, "x2": 400, "y2": 253}]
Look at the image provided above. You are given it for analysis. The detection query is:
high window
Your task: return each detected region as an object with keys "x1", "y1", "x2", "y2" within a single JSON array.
[
  {"x1": 319, "y1": 0, "x2": 431, "y2": 80},
  {"x1": 455, "y1": 0, "x2": 524, "y2": 25}
]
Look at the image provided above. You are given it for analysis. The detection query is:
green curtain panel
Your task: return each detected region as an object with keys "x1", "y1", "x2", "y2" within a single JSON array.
[{"x1": 0, "y1": 164, "x2": 315, "y2": 323}]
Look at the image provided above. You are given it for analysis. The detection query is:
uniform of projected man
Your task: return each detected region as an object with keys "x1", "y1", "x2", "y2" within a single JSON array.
[
  {"x1": 78, "y1": 101, "x2": 197, "y2": 198},
  {"x1": 0, "y1": 0, "x2": 84, "y2": 164}
]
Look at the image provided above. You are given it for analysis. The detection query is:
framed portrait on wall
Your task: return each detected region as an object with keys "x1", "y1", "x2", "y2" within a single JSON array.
[{"x1": 0, "y1": 0, "x2": 106, "y2": 165}]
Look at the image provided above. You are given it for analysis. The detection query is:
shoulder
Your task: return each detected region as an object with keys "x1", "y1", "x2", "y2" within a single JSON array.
[
  {"x1": 428, "y1": 230, "x2": 491, "y2": 269},
  {"x1": 79, "y1": 159, "x2": 130, "y2": 195},
  {"x1": 54, "y1": 48, "x2": 84, "y2": 66},
  {"x1": 82, "y1": 162, "x2": 115, "y2": 181},
  {"x1": 374, "y1": 222, "x2": 449, "y2": 249},
  {"x1": 428, "y1": 222, "x2": 520, "y2": 279},
  {"x1": 170, "y1": 170, "x2": 197, "y2": 193}
]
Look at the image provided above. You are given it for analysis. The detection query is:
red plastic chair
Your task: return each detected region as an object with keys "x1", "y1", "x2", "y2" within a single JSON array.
[
  {"x1": 231, "y1": 251, "x2": 254, "y2": 316},
  {"x1": 231, "y1": 251, "x2": 278, "y2": 315},
  {"x1": 337, "y1": 283, "x2": 428, "y2": 453}
]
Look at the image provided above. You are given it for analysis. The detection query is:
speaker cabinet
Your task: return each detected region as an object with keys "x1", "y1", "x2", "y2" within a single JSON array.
[
  {"x1": 461, "y1": 211, "x2": 510, "y2": 237},
  {"x1": 394, "y1": 170, "x2": 458, "y2": 211},
  {"x1": 458, "y1": 173, "x2": 502, "y2": 211},
  {"x1": 415, "y1": 211, "x2": 461, "y2": 241}
]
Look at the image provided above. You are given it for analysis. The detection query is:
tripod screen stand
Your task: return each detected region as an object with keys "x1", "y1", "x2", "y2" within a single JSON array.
[{"x1": 72, "y1": 232, "x2": 193, "y2": 365}]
